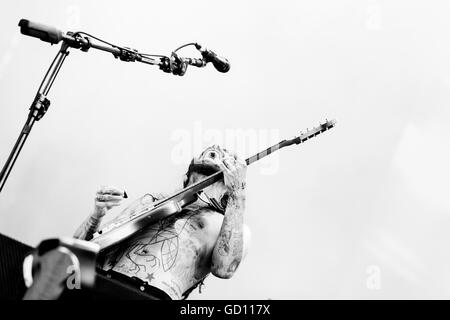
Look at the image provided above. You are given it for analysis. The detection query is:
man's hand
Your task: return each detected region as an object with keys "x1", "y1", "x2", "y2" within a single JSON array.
[
  {"x1": 217, "y1": 153, "x2": 247, "y2": 195},
  {"x1": 93, "y1": 185, "x2": 126, "y2": 218},
  {"x1": 74, "y1": 185, "x2": 126, "y2": 240}
]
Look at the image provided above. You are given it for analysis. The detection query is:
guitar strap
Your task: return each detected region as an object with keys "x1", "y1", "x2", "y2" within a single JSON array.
[{"x1": 182, "y1": 275, "x2": 208, "y2": 300}]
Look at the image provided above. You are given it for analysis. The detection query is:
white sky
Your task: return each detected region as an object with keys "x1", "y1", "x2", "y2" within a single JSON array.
[{"x1": 1, "y1": 0, "x2": 450, "y2": 299}]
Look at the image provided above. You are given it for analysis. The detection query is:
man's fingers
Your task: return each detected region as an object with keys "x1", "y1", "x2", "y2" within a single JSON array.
[
  {"x1": 98, "y1": 186, "x2": 125, "y2": 196},
  {"x1": 105, "y1": 202, "x2": 122, "y2": 209},
  {"x1": 223, "y1": 157, "x2": 239, "y2": 172},
  {"x1": 217, "y1": 160, "x2": 232, "y2": 174},
  {"x1": 228, "y1": 152, "x2": 246, "y2": 168},
  {"x1": 222, "y1": 158, "x2": 233, "y2": 170},
  {"x1": 236, "y1": 156, "x2": 246, "y2": 167},
  {"x1": 96, "y1": 194, "x2": 124, "y2": 202},
  {"x1": 97, "y1": 201, "x2": 122, "y2": 210}
]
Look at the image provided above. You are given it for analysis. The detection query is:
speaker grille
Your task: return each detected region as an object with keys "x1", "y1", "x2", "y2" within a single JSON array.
[{"x1": 0, "y1": 233, "x2": 32, "y2": 300}]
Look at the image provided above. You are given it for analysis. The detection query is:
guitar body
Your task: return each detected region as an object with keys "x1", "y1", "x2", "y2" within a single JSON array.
[{"x1": 91, "y1": 197, "x2": 193, "y2": 251}]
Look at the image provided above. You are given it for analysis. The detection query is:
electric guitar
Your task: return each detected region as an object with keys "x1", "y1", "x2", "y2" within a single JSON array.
[{"x1": 91, "y1": 119, "x2": 337, "y2": 251}]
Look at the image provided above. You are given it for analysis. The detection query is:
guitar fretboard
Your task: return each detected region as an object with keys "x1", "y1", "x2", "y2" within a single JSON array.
[
  {"x1": 246, "y1": 119, "x2": 336, "y2": 166},
  {"x1": 245, "y1": 143, "x2": 282, "y2": 166}
]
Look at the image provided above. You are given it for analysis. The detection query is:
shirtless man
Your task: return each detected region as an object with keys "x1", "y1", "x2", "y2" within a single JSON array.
[{"x1": 73, "y1": 145, "x2": 251, "y2": 300}]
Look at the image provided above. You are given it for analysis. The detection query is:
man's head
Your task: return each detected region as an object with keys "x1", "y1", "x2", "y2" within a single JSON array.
[{"x1": 184, "y1": 145, "x2": 237, "y2": 210}]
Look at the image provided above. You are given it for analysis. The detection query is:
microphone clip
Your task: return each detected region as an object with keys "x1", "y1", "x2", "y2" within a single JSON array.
[
  {"x1": 169, "y1": 52, "x2": 188, "y2": 76},
  {"x1": 114, "y1": 47, "x2": 138, "y2": 62}
]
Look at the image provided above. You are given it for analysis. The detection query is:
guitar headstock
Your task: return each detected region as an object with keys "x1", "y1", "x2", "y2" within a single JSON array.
[{"x1": 289, "y1": 119, "x2": 336, "y2": 145}]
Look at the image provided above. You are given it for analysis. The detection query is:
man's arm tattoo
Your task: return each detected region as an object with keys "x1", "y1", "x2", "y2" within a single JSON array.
[
  {"x1": 73, "y1": 214, "x2": 102, "y2": 240},
  {"x1": 211, "y1": 191, "x2": 245, "y2": 278}
]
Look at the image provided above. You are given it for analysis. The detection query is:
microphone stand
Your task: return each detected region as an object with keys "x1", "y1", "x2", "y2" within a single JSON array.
[
  {"x1": 0, "y1": 42, "x2": 70, "y2": 193},
  {"x1": 0, "y1": 33, "x2": 163, "y2": 194},
  {"x1": 0, "y1": 18, "x2": 214, "y2": 194}
]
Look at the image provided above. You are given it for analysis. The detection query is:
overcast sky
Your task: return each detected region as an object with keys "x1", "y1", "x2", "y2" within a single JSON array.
[{"x1": 1, "y1": 0, "x2": 450, "y2": 299}]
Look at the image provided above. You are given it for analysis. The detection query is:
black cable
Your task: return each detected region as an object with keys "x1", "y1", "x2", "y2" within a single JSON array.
[
  {"x1": 73, "y1": 31, "x2": 170, "y2": 60},
  {"x1": 173, "y1": 42, "x2": 197, "y2": 53},
  {"x1": 140, "y1": 53, "x2": 167, "y2": 58},
  {"x1": 197, "y1": 191, "x2": 225, "y2": 213},
  {"x1": 197, "y1": 192, "x2": 211, "y2": 206},
  {"x1": 73, "y1": 31, "x2": 119, "y2": 49}
]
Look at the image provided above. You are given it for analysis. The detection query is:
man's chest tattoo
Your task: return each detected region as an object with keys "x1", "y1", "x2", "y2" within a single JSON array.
[{"x1": 109, "y1": 211, "x2": 205, "y2": 276}]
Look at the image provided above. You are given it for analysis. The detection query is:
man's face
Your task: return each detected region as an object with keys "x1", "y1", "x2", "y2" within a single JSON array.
[
  {"x1": 197, "y1": 145, "x2": 230, "y2": 168},
  {"x1": 186, "y1": 145, "x2": 233, "y2": 203}
]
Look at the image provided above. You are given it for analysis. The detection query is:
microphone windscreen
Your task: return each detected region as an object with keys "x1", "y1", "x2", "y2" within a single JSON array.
[
  {"x1": 18, "y1": 19, "x2": 63, "y2": 44},
  {"x1": 212, "y1": 56, "x2": 230, "y2": 73}
]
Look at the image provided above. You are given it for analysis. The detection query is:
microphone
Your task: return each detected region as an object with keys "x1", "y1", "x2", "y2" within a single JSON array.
[
  {"x1": 195, "y1": 43, "x2": 230, "y2": 73},
  {"x1": 18, "y1": 19, "x2": 63, "y2": 45}
]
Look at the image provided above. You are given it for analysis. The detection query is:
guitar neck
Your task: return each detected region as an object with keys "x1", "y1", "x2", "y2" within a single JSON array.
[
  {"x1": 245, "y1": 140, "x2": 288, "y2": 166},
  {"x1": 246, "y1": 120, "x2": 336, "y2": 165},
  {"x1": 163, "y1": 119, "x2": 336, "y2": 202}
]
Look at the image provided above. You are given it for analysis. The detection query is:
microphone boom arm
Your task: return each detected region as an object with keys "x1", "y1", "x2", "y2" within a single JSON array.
[{"x1": 0, "y1": 19, "x2": 226, "y2": 194}]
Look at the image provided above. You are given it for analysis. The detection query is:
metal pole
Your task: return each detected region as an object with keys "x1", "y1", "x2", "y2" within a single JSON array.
[{"x1": 0, "y1": 43, "x2": 70, "y2": 193}]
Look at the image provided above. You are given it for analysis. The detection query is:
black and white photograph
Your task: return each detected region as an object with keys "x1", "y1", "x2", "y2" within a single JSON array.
[{"x1": 1, "y1": 0, "x2": 450, "y2": 308}]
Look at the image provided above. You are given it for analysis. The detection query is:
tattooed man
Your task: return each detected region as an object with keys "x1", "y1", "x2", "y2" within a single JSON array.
[{"x1": 74, "y1": 145, "x2": 251, "y2": 300}]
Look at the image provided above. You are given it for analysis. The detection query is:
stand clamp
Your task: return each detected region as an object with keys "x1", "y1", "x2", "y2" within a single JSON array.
[{"x1": 30, "y1": 93, "x2": 51, "y2": 121}]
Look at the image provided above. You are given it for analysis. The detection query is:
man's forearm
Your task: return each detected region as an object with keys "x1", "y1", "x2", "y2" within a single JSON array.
[
  {"x1": 211, "y1": 190, "x2": 245, "y2": 279},
  {"x1": 73, "y1": 212, "x2": 103, "y2": 240}
]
